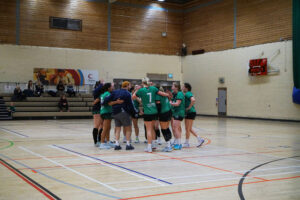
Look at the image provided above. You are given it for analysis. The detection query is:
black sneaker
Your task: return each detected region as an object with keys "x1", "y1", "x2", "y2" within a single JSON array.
[
  {"x1": 126, "y1": 144, "x2": 134, "y2": 150},
  {"x1": 114, "y1": 145, "x2": 122, "y2": 150}
]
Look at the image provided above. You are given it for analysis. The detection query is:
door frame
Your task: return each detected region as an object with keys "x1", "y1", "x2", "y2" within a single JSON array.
[{"x1": 218, "y1": 87, "x2": 227, "y2": 116}]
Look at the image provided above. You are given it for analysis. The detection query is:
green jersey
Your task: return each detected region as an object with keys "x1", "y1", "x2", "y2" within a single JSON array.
[
  {"x1": 156, "y1": 95, "x2": 171, "y2": 114},
  {"x1": 136, "y1": 86, "x2": 158, "y2": 115},
  {"x1": 185, "y1": 91, "x2": 196, "y2": 113},
  {"x1": 171, "y1": 91, "x2": 185, "y2": 117},
  {"x1": 100, "y1": 91, "x2": 112, "y2": 114}
]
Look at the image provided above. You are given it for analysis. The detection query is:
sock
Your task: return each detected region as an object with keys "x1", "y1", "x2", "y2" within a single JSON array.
[
  {"x1": 148, "y1": 144, "x2": 152, "y2": 149},
  {"x1": 93, "y1": 128, "x2": 98, "y2": 144},
  {"x1": 126, "y1": 141, "x2": 130, "y2": 145},
  {"x1": 167, "y1": 141, "x2": 171, "y2": 148},
  {"x1": 97, "y1": 128, "x2": 103, "y2": 142},
  {"x1": 144, "y1": 125, "x2": 147, "y2": 139},
  {"x1": 185, "y1": 139, "x2": 189, "y2": 144},
  {"x1": 178, "y1": 138, "x2": 181, "y2": 145},
  {"x1": 155, "y1": 129, "x2": 160, "y2": 139},
  {"x1": 115, "y1": 141, "x2": 120, "y2": 146}
]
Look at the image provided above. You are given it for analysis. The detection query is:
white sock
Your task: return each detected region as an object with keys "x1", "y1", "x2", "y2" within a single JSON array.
[
  {"x1": 115, "y1": 141, "x2": 119, "y2": 146},
  {"x1": 167, "y1": 141, "x2": 171, "y2": 148},
  {"x1": 185, "y1": 139, "x2": 189, "y2": 144},
  {"x1": 178, "y1": 139, "x2": 181, "y2": 145},
  {"x1": 126, "y1": 141, "x2": 130, "y2": 145},
  {"x1": 148, "y1": 144, "x2": 152, "y2": 149}
]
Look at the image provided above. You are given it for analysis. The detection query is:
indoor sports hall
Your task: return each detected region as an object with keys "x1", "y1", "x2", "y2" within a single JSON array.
[{"x1": 0, "y1": 0, "x2": 300, "y2": 200}]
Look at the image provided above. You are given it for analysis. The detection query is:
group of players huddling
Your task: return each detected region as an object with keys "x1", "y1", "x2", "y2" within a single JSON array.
[{"x1": 91, "y1": 78, "x2": 205, "y2": 153}]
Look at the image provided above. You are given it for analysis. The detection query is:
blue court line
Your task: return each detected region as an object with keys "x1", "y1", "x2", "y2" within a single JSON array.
[
  {"x1": 0, "y1": 153, "x2": 121, "y2": 199},
  {"x1": 53, "y1": 144, "x2": 173, "y2": 185},
  {"x1": 0, "y1": 127, "x2": 29, "y2": 138}
]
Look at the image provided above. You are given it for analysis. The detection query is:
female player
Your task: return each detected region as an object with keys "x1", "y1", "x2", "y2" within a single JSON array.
[
  {"x1": 156, "y1": 86, "x2": 173, "y2": 152},
  {"x1": 132, "y1": 78, "x2": 169, "y2": 152},
  {"x1": 99, "y1": 83, "x2": 114, "y2": 149},
  {"x1": 182, "y1": 83, "x2": 205, "y2": 147},
  {"x1": 170, "y1": 83, "x2": 185, "y2": 150},
  {"x1": 131, "y1": 85, "x2": 142, "y2": 143},
  {"x1": 92, "y1": 81, "x2": 103, "y2": 147}
]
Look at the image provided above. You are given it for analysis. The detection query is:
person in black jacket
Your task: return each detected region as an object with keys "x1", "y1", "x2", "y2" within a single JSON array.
[
  {"x1": 58, "y1": 95, "x2": 69, "y2": 112},
  {"x1": 103, "y1": 81, "x2": 137, "y2": 151},
  {"x1": 11, "y1": 86, "x2": 26, "y2": 101},
  {"x1": 56, "y1": 81, "x2": 65, "y2": 97}
]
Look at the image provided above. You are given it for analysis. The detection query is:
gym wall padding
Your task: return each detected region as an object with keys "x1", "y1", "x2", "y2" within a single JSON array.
[{"x1": 293, "y1": 0, "x2": 300, "y2": 104}]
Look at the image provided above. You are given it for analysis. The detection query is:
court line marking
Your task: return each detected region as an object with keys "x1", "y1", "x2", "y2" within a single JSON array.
[
  {"x1": 0, "y1": 153, "x2": 121, "y2": 199},
  {"x1": 0, "y1": 127, "x2": 29, "y2": 138},
  {"x1": 19, "y1": 146, "x2": 118, "y2": 191},
  {"x1": 15, "y1": 150, "x2": 298, "y2": 172},
  {"x1": 153, "y1": 152, "x2": 267, "y2": 181},
  {"x1": 118, "y1": 175, "x2": 300, "y2": 200},
  {"x1": 0, "y1": 139, "x2": 14, "y2": 150},
  {"x1": 50, "y1": 145, "x2": 172, "y2": 186},
  {"x1": 113, "y1": 170, "x2": 300, "y2": 191},
  {"x1": 0, "y1": 158, "x2": 60, "y2": 200}
]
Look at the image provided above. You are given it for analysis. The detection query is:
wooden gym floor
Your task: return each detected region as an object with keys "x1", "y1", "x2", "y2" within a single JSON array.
[{"x1": 0, "y1": 117, "x2": 299, "y2": 200}]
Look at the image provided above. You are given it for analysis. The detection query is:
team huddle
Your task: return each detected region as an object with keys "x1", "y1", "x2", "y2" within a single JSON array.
[{"x1": 91, "y1": 78, "x2": 205, "y2": 153}]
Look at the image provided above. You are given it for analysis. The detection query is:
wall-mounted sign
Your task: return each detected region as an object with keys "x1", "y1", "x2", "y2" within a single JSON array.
[
  {"x1": 249, "y1": 58, "x2": 268, "y2": 76},
  {"x1": 33, "y1": 68, "x2": 98, "y2": 86}
]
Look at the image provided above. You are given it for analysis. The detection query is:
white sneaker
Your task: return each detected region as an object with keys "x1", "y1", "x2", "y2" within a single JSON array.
[
  {"x1": 134, "y1": 138, "x2": 140, "y2": 143},
  {"x1": 99, "y1": 143, "x2": 111, "y2": 149},
  {"x1": 95, "y1": 142, "x2": 100, "y2": 147},
  {"x1": 197, "y1": 138, "x2": 205, "y2": 147},
  {"x1": 152, "y1": 141, "x2": 157, "y2": 149},
  {"x1": 144, "y1": 146, "x2": 152, "y2": 153},
  {"x1": 182, "y1": 143, "x2": 190, "y2": 148},
  {"x1": 157, "y1": 137, "x2": 162, "y2": 145}
]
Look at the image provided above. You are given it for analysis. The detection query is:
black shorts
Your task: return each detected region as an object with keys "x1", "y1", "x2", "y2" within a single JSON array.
[
  {"x1": 143, "y1": 114, "x2": 158, "y2": 122},
  {"x1": 173, "y1": 116, "x2": 184, "y2": 121},
  {"x1": 159, "y1": 110, "x2": 172, "y2": 122},
  {"x1": 185, "y1": 112, "x2": 196, "y2": 120},
  {"x1": 92, "y1": 104, "x2": 101, "y2": 115}
]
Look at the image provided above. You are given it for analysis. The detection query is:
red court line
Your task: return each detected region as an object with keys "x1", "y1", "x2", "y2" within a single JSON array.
[
  {"x1": 153, "y1": 153, "x2": 267, "y2": 181},
  {"x1": 119, "y1": 175, "x2": 300, "y2": 200},
  {"x1": 0, "y1": 160, "x2": 55, "y2": 200}
]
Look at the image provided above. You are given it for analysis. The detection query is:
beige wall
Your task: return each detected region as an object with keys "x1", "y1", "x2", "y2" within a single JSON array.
[
  {"x1": 0, "y1": 44, "x2": 182, "y2": 83},
  {"x1": 182, "y1": 41, "x2": 300, "y2": 120}
]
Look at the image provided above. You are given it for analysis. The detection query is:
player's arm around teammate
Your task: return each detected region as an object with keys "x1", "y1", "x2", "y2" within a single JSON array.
[{"x1": 132, "y1": 78, "x2": 169, "y2": 152}]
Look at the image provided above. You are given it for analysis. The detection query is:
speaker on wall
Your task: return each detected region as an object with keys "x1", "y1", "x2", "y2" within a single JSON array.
[{"x1": 192, "y1": 49, "x2": 205, "y2": 55}]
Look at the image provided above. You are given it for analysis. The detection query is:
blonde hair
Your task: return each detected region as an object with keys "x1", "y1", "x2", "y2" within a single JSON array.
[{"x1": 142, "y1": 77, "x2": 151, "y2": 86}]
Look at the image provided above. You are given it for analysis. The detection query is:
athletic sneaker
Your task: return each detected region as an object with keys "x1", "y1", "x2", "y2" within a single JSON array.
[
  {"x1": 99, "y1": 143, "x2": 111, "y2": 149},
  {"x1": 182, "y1": 143, "x2": 190, "y2": 148},
  {"x1": 114, "y1": 145, "x2": 122, "y2": 150},
  {"x1": 134, "y1": 138, "x2": 140, "y2": 143},
  {"x1": 94, "y1": 142, "x2": 100, "y2": 147},
  {"x1": 197, "y1": 138, "x2": 205, "y2": 147},
  {"x1": 126, "y1": 144, "x2": 135, "y2": 150},
  {"x1": 162, "y1": 146, "x2": 173, "y2": 152},
  {"x1": 144, "y1": 146, "x2": 152, "y2": 153},
  {"x1": 108, "y1": 141, "x2": 115, "y2": 148},
  {"x1": 152, "y1": 141, "x2": 157, "y2": 149},
  {"x1": 157, "y1": 137, "x2": 162, "y2": 145},
  {"x1": 173, "y1": 144, "x2": 182, "y2": 150}
]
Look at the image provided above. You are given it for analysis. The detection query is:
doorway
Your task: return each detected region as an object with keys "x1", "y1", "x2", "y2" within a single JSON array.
[{"x1": 218, "y1": 88, "x2": 227, "y2": 116}]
